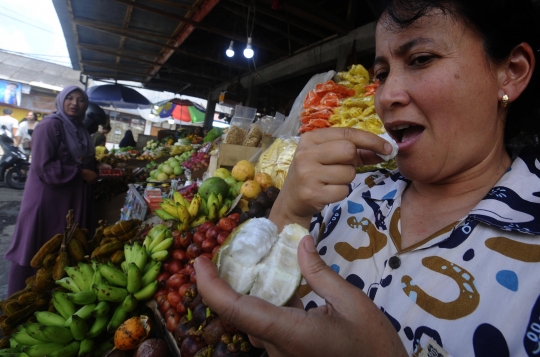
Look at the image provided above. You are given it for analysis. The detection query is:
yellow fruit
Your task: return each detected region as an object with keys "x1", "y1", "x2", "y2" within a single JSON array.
[
  {"x1": 231, "y1": 160, "x2": 255, "y2": 182},
  {"x1": 254, "y1": 172, "x2": 274, "y2": 192},
  {"x1": 213, "y1": 168, "x2": 231, "y2": 179},
  {"x1": 114, "y1": 315, "x2": 151, "y2": 351},
  {"x1": 238, "y1": 199, "x2": 249, "y2": 212},
  {"x1": 240, "y1": 180, "x2": 261, "y2": 200}
]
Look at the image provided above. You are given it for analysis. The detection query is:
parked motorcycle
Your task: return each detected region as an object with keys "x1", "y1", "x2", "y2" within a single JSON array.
[{"x1": 0, "y1": 125, "x2": 30, "y2": 189}]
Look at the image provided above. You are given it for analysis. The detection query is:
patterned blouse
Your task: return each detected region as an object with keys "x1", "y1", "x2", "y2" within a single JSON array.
[{"x1": 300, "y1": 149, "x2": 540, "y2": 357}]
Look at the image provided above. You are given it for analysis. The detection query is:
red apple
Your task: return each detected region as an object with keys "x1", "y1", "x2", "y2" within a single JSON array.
[
  {"x1": 168, "y1": 260, "x2": 183, "y2": 274},
  {"x1": 205, "y1": 227, "x2": 220, "y2": 240},
  {"x1": 201, "y1": 238, "x2": 216, "y2": 253},
  {"x1": 193, "y1": 232, "x2": 206, "y2": 244},
  {"x1": 197, "y1": 221, "x2": 215, "y2": 234},
  {"x1": 218, "y1": 217, "x2": 237, "y2": 232},
  {"x1": 179, "y1": 232, "x2": 193, "y2": 248},
  {"x1": 217, "y1": 230, "x2": 230, "y2": 245},
  {"x1": 166, "y1": 273, "x2": 190, "y2": 291},
  {"x1": 157, "y1": 272, "x2": 171, "y2": 288},
  {"x1": 172, "y1": 249, "x2": 187, "y2": 262},
  {"x1": 186, "y1": 243, "x2": 202, "y2": 259}
]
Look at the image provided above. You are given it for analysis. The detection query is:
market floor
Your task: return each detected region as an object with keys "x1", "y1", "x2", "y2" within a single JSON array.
[{"x1": 0, "y1": 183, "x2": 23, "y2": 301}]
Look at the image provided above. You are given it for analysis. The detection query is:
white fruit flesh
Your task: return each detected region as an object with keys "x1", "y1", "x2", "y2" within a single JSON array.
[
  {"x1": 216, "y1": 219, "x2": 309, "y2": 306},
  {"x1": 377, "y1": 132, "x2": 399, "y2": 161}
]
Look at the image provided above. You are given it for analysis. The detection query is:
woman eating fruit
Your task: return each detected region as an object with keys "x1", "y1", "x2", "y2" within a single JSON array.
[{"x1": 195, "y1": 0, "x2": 540, "y2": 355}]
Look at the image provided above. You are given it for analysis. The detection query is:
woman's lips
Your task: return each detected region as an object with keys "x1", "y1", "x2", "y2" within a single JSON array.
[{"x1": 387, "y1": 125, "x2": 425, "y2": 152}]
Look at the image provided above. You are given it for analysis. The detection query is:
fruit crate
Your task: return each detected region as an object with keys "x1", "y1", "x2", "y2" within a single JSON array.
[{"x1": 146, "y1": 299, "x2": 182, "y2": 357}]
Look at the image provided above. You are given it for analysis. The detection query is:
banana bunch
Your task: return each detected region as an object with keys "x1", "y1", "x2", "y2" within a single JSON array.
[
  {"x1": 140, "y1": 225, "x2": 173, "y2": 262},
  {"x1": 90, "y1": 219, "x2": 142, "y2": 263},
  {"x1": 155, "y1": 191, "x2": 231, "y2": 229}
]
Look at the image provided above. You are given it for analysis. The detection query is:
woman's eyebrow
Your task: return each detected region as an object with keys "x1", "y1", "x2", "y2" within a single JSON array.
[{"x1": 374, "y1": 37, "x2": 436, "y2": 66}]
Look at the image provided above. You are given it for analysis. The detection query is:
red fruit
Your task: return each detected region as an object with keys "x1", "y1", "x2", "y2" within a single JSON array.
[
  {"x1": 179, "y1": 232, "x2": 193, "y2": 248},
  {"x1": 176, "y1": 301, "x2": 187, "y2": 316},
  {"x1": 228, "y1": 213, "x2": 241, "y2": 224},
  {"x1": 157, "y1": 272, "x2": 171, "y2": 288},
  {"x1": 155, "y1": 293, "x2": 168, "y2": 306},
  {"x1": 190, "y1": 270, "x2": 197, "y2": 284},
  {"x1": 197, "y1": 221, "x2": 215, "y2": 234},
  {"x1": 193, "y1": 232, "x2": 206, "y2": 245},
  {"x1": 166, "y1": 308, "x2": 180, "y2": 332},
  {"x1": 211, "y1": 245, "x2": 221, "y2": 257},
  {"x1": 160, "y1": 300, "x2": 171, "y2": 316},
  {"x1": 201, "y1": 238, "x2": 217, "y2": 253},
  {"x1": 199, "y1": 252, "x2": 213, "y2": 260},
  {"x1": 168, "y1": 260, "x2": 183, "y2": 274},
  {"x1": 217, "y1": 230, "x2": 230, "y2": 245},
  {"x1": 168, "y1": 292, "x2": 182, "y2": 307},
  {"x1": 218, "y1": 217, "x2": 237, "y2": 232},
  {"x1": 172, "y1": 229, "x2": 181, "y2": 239},
  {"x1": 186, "y1": 243, "x2": 202, "y2": 259},
  {"x1": 172, "y1": 249, "x2": 187, "y2": 262},
  {"x1": 167, "y1": 273, "x2": 190, "y2": 291},
  {"x1": 178, "y1": 283, "x2": 192, "y2": 298},
  {"x1": 205, "y1": 227, "x2": 220, "y2": 240}
]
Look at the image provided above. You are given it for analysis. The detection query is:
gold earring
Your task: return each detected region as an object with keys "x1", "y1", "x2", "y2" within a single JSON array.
[{"x1": 501, "y1": 94, "x2": 509, "y2": 108}]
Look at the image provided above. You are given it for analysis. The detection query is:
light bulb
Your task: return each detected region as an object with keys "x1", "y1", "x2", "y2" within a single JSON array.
[
  {"x1": 226, "y1": 41, "x2": 235, "y2": 57},
  {"x1": 244, "y1": 37, "x2": 254, "y2": 59}
]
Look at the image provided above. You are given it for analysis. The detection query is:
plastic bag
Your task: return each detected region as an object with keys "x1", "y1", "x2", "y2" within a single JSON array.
[
  {"x1": 274, "y1": 71, "x2": 336, "y2": 138},
  {"x1": 243, "y1": 123, "x2": 263, "y2": 147},
  {"x1": 255, "y1": 136, "x2": 299, "y2": 189},
  {"x1": 223, "y1": 105, "x2": 256, "y2": 145}
]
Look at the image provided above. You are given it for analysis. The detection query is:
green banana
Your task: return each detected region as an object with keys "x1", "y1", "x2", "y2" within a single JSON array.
[
  {"x1": 124, "y1": 244, "x2": 133, "y2": 265},
  {"x1": 107, "y1": 306, "x2": 128, "y2": 333},
  {"x1": 141, "y1": 262, "x2": 161, "y2": 288},
  {"x1": 120, "y1": 261, "x2": 128, "y2": 275},
  {"x1": 0, "y1": 348, "x2": 22, "y2": 356},
  {"x1": 69, "y1": 316, "x2": 87, "y2": 341},
  {"x1": 55, "y1": 277, "x2": 81, "y2": 293},
  {"x1": 143, "y1": 259, "x2": 158, "y2": 274},
  {"x1": 91, "y1": 262, "x2": 103, "y2": 287},
  {"x1": 78, "y1": 263, "x2": 94, "y2": 291},
  {"x1": 142, "y1": 236, "x2": 152, "y2": 251},
  {"x1": 22, "y1": 342, "x2": 65, "y2": 357},
  {"x1": 127, "y1": 263, "x2": 142, "y2": 294},
  {"x1": 52, "y1": 292, "x2": 75, "y2": 320},
  {"x1": 189, "y1": 215, "x2": 209, "y2": 229},
  {"x1": 66, "y1": 291, "x2": 96, "y2": 305},
  {"x1": 150, "y1": 237, "x2": 173, "y2": 254},
  {"x1": 24, "y1": 324, "x2": 49, "y2": 343},
  {"x1": 40, "y1": 325, "x2": 73, "y2": 344},
  {"x1": 98, "y1": 264, "x2": 127, "y2": 287},
  {"x1": 147, "y1": 230, "x2": 166, "y2": 253},
  {"x1": 150, "y1": 250, "x2": 168, "y2": 261},
  {"x1": 121, "y1": 294, "x2": 138, "y2": 312},
  {"x1": 64, "y1": 266, "x2": 86, "y2": 292},
  {"x1": 93, "y1": 284, "x2": 128, "y2": 303},
  {"x1": 207, "y1": 192, "x2": 220, "y2": 221},
  {"x1": 11, "y1": 332, "x2": 44, "y2": 346},
  {"x1": 64, "y1": 304, "x2": 97, "y2": 327},
  {"x1": 199, "y1": 195, "x2": 209, "y2": 216},
  {"x1": 154, "y1": 209, "x2": 177, "y2": 221},
  {"x1": 9, "y1": 339, "x2": 19, "y2": 348},
  {"x1": 162, "y1": 197, "x2": 175, "y2": 206},
  {"x1": 86, "y1": 315, "x2": 108, "y2": 339},
  {"x1": 133, "y1": 281, "x2": 158, "y2": 301},
  {"x1": 77, "y1": 339, "x2": 94, "y2": 357},
  {"x1": 132, "y1": 242, "x2": 147, "y2": 272},
  {"x1": 35, "y1": 311, "x2": 66, "y2": 328},
  {"x1": 48, "y1": 340, "x2": 79, "y2": 357},
  {"x1": 159, "y1": 202, "x2": 179, "y2": 220},
  {"x1": 91, "y1": 301, "x2": 110, "y2": 317},
  {"x1": 217, "y1": 192, "x2": 223, "y2": 206}
]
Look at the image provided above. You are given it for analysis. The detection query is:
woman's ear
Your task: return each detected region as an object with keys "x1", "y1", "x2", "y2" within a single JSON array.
[{"x1": 498, "y1": 42, "x2": 536, "y2": 104}]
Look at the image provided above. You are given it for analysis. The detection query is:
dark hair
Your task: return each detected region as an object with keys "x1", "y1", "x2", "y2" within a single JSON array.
[
  {"x1": 27, "y1": 111, "x2": 37, "y2": 121},
  {"x1": 102, "y1": 124, "x2": 111, "y2": 131},
  {"x1": 377, "y1": 0, "x2": 540, "y2": 150},
  {"x1": 95, "y1": 136, "x2": 106, "y2": 146},
  {"x1": 3, "y1": 108, "x2": 12, "y2": 115}
]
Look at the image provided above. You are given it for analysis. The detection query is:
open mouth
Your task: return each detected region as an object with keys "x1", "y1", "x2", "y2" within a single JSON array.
[{"x1": 387, "y1": 124, "x2": 425, "y2": 143}]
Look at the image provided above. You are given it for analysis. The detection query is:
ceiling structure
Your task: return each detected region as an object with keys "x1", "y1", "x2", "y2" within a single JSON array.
[{"x1": 53, "y1": 0, "x2": 379, "y2": 113}]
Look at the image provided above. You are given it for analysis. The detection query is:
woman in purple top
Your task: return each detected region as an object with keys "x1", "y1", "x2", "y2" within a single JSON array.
[{"x1": 5, "y1": 86, "x2": 98, "y2": 296}]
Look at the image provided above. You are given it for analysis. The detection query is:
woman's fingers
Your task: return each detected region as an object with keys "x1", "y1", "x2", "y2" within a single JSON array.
[{"x1": 194, "y1": 256, "x2": 302, "y2": 343}]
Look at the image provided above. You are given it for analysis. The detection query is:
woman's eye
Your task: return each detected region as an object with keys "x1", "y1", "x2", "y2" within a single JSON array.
[
  {"x1": 411, "y1": 55, "x2": 434, "y2": 66},
  {"x1": 373, "y1": 71, "x2": 388, "y2": 82}
]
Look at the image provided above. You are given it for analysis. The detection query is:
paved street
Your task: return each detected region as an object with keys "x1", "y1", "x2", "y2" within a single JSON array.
[{"x1": 0, "y1": 183, "x2": 23, "y2": 300}]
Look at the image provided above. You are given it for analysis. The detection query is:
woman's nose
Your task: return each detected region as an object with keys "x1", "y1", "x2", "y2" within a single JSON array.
[{"x1": 376, "y1": 73, "x2": 410, "y2": 111}]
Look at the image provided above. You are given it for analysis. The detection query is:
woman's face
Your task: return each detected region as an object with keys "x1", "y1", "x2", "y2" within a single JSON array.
[
  {"x1": 63, "y1": 90, "x2": 87, "y2": 117},
  {"x1": 374, "y1": 11, "x2": 507, "y2": 183},
  {"x1": 26, "y1": 112, "x2": 35, "y2": 121}
]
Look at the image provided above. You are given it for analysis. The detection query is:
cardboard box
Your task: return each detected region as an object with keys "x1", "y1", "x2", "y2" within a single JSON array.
[{"x1": 218, "y1": 143, "x2": 262, "y2": 167}]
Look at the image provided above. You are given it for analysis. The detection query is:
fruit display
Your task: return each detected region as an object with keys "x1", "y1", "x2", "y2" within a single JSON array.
[
  {"x1": 214, "y1": 218, "x2": 309, "y2": 306},
  {"x1": 181, "y1": 143, "x2": 212, "y2": 172}
]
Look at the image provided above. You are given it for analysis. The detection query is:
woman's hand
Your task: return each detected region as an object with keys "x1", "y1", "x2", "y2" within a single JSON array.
[
  {"x1": 195, "y1": 236, "x2": 407, "y2": 357},
  {"x1": 269, "y1": 128, "x2": 393, "y2": 229},
  {"x1": 81, "y1": 169, "x2": 97, "y2": 184}
]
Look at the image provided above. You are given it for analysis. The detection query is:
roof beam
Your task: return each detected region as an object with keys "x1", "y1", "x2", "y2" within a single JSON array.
[
  {"x1": 229, "y1": 0, "x2": 328, "y2": 38},
  {"x1": 142, "y1": 0, "x2": 198, "y2": 10},
  {"x1": 73, "y1": 18, "x2": 172, "y2": 40},
  {"x1": 79, "y1": 43, "x2": 156, "y2": 58},
  {"x1": 258, "y1": 0, "x2": 349, "y2": 35},
  {"x1": 117, "y1": 2, "x2": 134, "y2": 65},
  {"x1": 79, "y1": 46, "x2": 230, "y2": 82},
  {"x1": 112, "y1": 0, "x2": 288, "y2": 55},
  {"x1": 77, "y1": 22, "x2": 248, "y2": 71},
  {"x1": 219, "y1": 3, "x2": 310, "y2": 46}
]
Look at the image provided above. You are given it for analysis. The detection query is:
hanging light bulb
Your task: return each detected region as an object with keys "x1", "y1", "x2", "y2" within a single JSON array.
[
  {"x1": 244, "y1": 37, "x2": 254, "y2": 59},
  {"x1": 226, "y1": 41, "x2": 235, "y2": 57}
]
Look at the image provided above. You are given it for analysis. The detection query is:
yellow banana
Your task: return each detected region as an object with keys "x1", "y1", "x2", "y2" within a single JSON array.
[
  {"x1": 176, "y1": 203, "x2": 191, "y2": 222},
  {"x1": 188, "y1": 194, "x2": 201, "y2": 218},
  {"x1": 173, "y1": 191, "x2": 185, "y2": 206},
  {"x1": 190, "y1": 215, "x2": 209, "y2": 229},
  {"x1": 159, "y1": 202, "x2": 179, "y2": 220}
]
